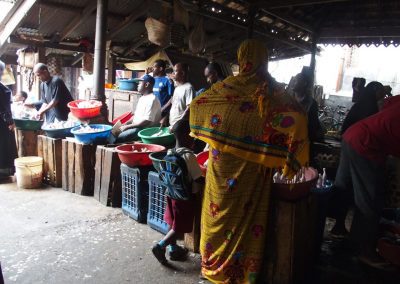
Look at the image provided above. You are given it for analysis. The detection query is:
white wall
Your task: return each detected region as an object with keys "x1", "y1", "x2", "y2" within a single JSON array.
[{"x1": 269, "y1": 45, "x2": 400, "y2": 97}]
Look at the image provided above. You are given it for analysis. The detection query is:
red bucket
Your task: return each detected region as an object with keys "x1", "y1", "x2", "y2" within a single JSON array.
[{"x1": 196, "y1": 151, "x2": 209, "y2": 176}]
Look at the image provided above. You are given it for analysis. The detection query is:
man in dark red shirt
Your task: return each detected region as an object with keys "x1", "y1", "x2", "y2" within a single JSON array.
[{"x1": 334, "y1": 96, "x2": 400, "y2": 266}]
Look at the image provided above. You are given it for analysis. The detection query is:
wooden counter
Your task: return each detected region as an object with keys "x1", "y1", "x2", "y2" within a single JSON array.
[{"x1": 105, "y1": 89, "x2": 141, "y2": 122}]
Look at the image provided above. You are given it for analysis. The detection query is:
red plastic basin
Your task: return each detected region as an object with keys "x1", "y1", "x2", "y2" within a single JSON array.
[
  {"x1": 68, "y1": 100, "x2": 102, "y2": 119},
  {"x1": 196, "y1": 151, "x2": 209, "y2": 176},
  {"x1": 272, "y1": 167, "x2": 318, "y2": 201},
  {"x1": 116, "y1": 143, "x2": 166, "y2": 167},
  {"x1": 378, "y1": 238, "x2": 400, "y2": 266},
  {"x1": 112, "y1": 111, "x2": 133, "y2": 125}
]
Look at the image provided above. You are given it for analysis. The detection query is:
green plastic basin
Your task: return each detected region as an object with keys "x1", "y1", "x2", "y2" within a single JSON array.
[
  {"x1": 14, "y1": 118, "x2": 44, "y2": 130},
  {"x1": 138, "y1": 127, "x2": 175, "y2": 146}
]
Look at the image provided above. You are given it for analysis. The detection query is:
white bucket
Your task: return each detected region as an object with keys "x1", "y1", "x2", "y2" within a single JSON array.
[{"x1": 14, "y1": 156, "x2": 43, "y2": 189}]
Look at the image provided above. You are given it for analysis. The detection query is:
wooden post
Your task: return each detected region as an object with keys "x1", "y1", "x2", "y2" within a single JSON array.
[
  {"x1": 310, "y1": 35, "x2": 318, "y2": 86},
  {"x1": 106, "y1": 41, "x2": 116, "y2": 84},
  {"x1": 92, "y1": 0, "x2": 109, "y2": 120}
]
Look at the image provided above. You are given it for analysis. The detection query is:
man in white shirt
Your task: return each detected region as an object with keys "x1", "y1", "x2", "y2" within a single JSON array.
[
  {"x1": 167, "y1": 63, "x2": 195, "y2": 129},
  {"x1": 116, "y1": 75, "x2": 161, "y2": 143}
]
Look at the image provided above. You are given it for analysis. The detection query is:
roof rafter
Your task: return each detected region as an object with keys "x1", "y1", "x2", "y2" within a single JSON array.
[
  {"x1": 0, "y1": 0, "x2": 37, "y2": 56},
  {"x1": 59, "y1": 0, "x2": 97, "y2": 40}
]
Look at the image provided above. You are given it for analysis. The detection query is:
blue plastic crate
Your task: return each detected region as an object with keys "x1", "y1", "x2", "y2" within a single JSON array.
[
  {"x1": 121, "y1": 164, "x2": 151, "y2": 223},
  {"x1": 147, "y1": 171, "x2": 169, "y2": 234}
]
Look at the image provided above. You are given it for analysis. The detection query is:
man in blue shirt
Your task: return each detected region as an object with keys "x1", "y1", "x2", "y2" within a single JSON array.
[{"x1": 152, "y1": 60, "x2": 174, "y2": 116}]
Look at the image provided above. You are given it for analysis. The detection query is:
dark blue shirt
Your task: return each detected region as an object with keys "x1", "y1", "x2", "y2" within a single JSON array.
[
  {"x1": 40, "y1": 76, "x2": 73, "y2": 122},
  {"x1": 153, "y1": 76, "x2": 174, "y2": 107}
]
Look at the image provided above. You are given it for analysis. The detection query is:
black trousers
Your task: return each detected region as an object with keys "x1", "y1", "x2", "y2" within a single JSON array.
[{"x1": 334, "y1": 141, "x2": 385, "y2": 251}]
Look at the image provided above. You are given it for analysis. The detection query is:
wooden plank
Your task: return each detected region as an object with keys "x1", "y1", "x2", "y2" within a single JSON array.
[
  {"x1": 67, "y1": 141, "x2": 75, "y2": 193},
  {"x1": 37, "y1": 135, "x2": 44, "y2": 158},
  {"x1": 83, "y1": 144, "x2": 97, "y2": 196},
  {"x1": 62, "y1": 140, "x2": 68, "y2": 191},
  {"x1": 99, "y1": 148, "x2": 113, "y2": 205},
  {"x1": 184, "y1": 192, "x2": 203, "y2": 253},
  {"x1": 59, "y1": 0, "x2": 97, "y2": 40},
  {"x1": 54, "y1": 138, "x2": 63, "y2": 187},
  {"x1": 94, "y1": 146, "x2": 104, "y2": 201},
  {"x1": 47, "y1": 138, "x2": 55, "y2": 185},
  {"x1": 42, "y1": 136, "x2": 49, "y2": 182},
  {"x1": 74, "y1": 143, "x2": 83, "y2": 195},
  {"x1": 0, "y1": 0, "x2": 37, "y2": 55},
  {"x1": 265, "y1": 195, "x2": 317, "y2": 284},
  {"x1": 74, "y1": 143, "x2": 96, "y2": 196},
  {"x1": 110, "y1": 150, "x2": 122, "y2": 207}
]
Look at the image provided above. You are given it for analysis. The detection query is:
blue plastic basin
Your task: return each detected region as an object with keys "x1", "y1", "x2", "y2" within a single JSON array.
[
  {"x1": 71, "y1": 124, "x2": 112, "y2": 144},
  {"x1": 118, "y1": 79, "x2": 137, "y2": 91},
  {"x1": 42, "y1": 123, "x2": 80, "y2": 139}
]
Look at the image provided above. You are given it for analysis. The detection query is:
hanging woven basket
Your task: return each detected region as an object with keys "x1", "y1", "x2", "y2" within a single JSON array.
[{"x1": 145, "y1": 17, "x2": 170, "y2": 47}]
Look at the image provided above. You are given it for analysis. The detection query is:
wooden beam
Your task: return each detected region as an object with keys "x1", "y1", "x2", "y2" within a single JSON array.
[
  {"x1": 71, "y1": 53, "x2": 84, "y2": 66},
  {"x1": 319, "y1": 27, "x2": 400, "y2": 38},
  {"x1": 38, "y1": 0, "x2": 124, "y2": 20},
  {"x1": 8, "y1": 35, "x2": 87, "y2": 52},
  {"x1": 0, "y1": 0, "x2": 24, "y2": 34},
  {"x1": 256, "y1": 0, "x2": 351, "y2": 9},
  {"x1": 0, "y1": 0, "x2": 37, "y2": 56},
  {"x1": 59, "y1": 0, "x2": 97, "y2": 40},
  {"x1": 107, "y1": 1, "x2": 149, "y2": 40},
  {"x1": 259, "y1": 9, "x2": 314, "y2": 34},
  {"x1": 121, "y1": 36, "x2": 148, "y2": 56},
  {"x1": 179, "y1": 1, "x2": 313, "y2": 52}
]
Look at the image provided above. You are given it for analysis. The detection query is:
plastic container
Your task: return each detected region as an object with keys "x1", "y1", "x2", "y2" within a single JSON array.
[
  {"x1": 14, "y1": 156, "x2": 43, "y2": 189},
  {"x1": 42, "y1": 123, "x2": 79, "y2": 139},
  {"x1": 121, "y1": 164, "x2": 152, "y2": 223},
  {"x1": 147, "y1": 171, "x2": 169, "y2": 234},
  {"x1": 67, "y1": 100, "x2": 102, "y2": 119},
  {"x1": 13, "y1": 118, "x2": 43, "y2": 130},
  {"x1": 118, "y1": 79, "x2": 137, "y2": 91},
  {"x1": 149, "y1": 151, "x2": 168, "y2": 172},
  {"x1": 196, "y1": 151, "x2": 209, "y2": 176},
  {"x1": 71, "y1": 124, "x2": 112, "y2": 144},
  {"x1": 116, "y1": 143, "x2": 166, "y2": 167},
  {"x1": 112, "y1": 112, "x2": 133, "y2": 125},
  {"x1": 138, "y1": 127, "x2": 175, "y2": 146},
  {"x1": 272, "y1": 168, "x2": 318, "y2": 201}
]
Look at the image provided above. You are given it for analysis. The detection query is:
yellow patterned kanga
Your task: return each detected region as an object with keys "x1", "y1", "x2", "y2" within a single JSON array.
[{"x1": 189, "y1": 39, "x2": 309, "y2": 283}]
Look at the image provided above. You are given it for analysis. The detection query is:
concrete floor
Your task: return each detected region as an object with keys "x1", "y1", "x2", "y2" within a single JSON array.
[{"x1": 0, "y1": 181, "x2": 203, "y2": 284}]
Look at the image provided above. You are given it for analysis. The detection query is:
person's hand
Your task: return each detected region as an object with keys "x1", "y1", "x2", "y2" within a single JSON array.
[
  {"x1": 36, "y1": 112, "x2": 44, "y2": 120},
  {"x1": 146, "y1": 67, "x2": 153, "y2": 75},
  {"x1": 119, "y1": 125, "x2": 130, "y2": 132},
  {"x1": 160, "y1": 117, "x2": 168, "y2": 127},
  {"x1": 8, "y1": 123, "x2": 15, "y2": 131}
]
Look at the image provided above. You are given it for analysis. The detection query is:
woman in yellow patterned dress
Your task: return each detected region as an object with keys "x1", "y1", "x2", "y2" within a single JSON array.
[{"x1": 189, "y1": 40, "x2": 309, "y2": 284}]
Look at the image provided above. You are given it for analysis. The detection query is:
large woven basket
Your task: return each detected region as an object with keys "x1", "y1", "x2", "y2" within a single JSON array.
[{"x1": 145, "y1": 17, "x2": 170, "y2": 47}]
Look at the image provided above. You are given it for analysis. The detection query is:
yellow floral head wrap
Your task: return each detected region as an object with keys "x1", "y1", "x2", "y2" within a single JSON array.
[
  {"x1": 237, "y1": 39, "x2": 268, "y2": 76},
  {"x1": 190, "y1": 40, "x2": 309, "y2": 176}
]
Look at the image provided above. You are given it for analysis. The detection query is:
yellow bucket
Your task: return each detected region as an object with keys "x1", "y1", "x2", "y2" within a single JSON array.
[{"x1": 14, "y1": 156, "x2": 43, "y2": 189}]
